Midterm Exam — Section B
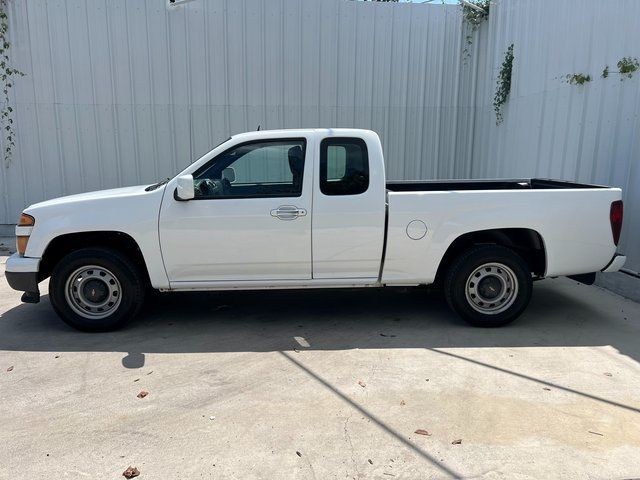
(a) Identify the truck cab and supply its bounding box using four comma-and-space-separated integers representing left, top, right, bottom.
159, 129, 386, 286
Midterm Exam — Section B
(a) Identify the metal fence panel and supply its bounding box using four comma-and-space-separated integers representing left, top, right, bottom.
0, 0, 471, 225
472, 0, 640, 274
0, 0, 638, 294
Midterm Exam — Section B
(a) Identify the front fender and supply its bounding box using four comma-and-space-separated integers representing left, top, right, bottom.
22, 187, 169, 289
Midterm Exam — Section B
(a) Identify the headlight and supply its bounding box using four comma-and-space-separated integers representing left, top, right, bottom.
16, 213, 35, 256
18, 213, 35, 226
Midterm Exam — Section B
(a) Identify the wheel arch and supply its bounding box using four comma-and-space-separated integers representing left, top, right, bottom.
435, 228, 547, 283
39, 231, 151, 286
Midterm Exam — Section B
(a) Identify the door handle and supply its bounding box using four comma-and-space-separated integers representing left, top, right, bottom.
270, 205, 307, 220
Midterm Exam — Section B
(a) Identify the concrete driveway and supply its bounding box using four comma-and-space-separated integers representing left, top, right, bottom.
1, 251, 639, 479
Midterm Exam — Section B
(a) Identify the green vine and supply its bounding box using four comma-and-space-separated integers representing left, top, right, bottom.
493, 44, 513, 125
616, 57, 639, 79
0, 0, 24, 167
460, 0, 490, 61
601, 58, 638, 80
565, 73, 591, 85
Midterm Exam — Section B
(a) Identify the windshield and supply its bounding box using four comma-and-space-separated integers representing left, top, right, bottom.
146, 137, 234, 191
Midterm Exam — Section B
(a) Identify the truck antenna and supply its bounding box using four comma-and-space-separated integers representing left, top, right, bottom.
257, 125, 261, 131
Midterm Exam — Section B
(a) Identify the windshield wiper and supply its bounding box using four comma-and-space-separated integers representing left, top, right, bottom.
145, 178, 170, 192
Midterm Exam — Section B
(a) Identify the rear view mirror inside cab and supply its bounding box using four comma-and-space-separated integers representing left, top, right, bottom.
222, 167, 236, 183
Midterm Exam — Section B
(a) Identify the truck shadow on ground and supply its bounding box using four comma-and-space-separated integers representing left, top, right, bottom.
0, 278, 637, 362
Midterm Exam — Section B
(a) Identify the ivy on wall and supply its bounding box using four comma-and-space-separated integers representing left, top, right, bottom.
565, 73, 591, 85
566, 57, 638, 86
493, 44, 513, 125
614, 57, 639, 79
461, 0, 490, 61
0, 0, 24, 167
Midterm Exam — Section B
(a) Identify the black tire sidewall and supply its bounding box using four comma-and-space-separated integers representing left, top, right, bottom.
49, 248, 144, 332
445, 246, 532, 327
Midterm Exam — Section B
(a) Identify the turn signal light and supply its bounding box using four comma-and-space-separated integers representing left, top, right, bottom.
16, 236, 29, 256
16, 213, 35, 256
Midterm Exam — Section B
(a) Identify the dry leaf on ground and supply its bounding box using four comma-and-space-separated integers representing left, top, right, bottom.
122, 466, 140, 478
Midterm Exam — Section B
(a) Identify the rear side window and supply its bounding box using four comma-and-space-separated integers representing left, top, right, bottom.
320, 138, 369, 196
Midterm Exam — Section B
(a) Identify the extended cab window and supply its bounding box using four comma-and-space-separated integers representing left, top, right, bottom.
320, 138, 369, 196
193, 139, 306, 199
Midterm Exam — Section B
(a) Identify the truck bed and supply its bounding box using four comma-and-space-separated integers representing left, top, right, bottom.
386, 178, 608, 192
381, 181, 621, 285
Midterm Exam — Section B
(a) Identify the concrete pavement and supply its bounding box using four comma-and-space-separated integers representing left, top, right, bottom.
1, 254, 639, 479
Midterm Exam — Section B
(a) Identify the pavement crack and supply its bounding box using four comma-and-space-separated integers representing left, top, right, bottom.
343, 413, 360, 479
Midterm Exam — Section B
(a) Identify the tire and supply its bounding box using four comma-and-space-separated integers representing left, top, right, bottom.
49, 248, 146, 332
444, 245, 532, 327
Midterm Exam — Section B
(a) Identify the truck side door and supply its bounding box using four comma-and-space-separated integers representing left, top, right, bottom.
159, 137, 313, 283
311, 134, 386, 279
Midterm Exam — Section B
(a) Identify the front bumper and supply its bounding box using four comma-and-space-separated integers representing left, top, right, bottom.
602, 254, 626, 273
6, 270, 39, 293
5, 253, 40, 293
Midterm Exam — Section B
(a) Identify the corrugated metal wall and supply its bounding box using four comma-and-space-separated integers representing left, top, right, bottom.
472, 0, 640, 276
1, 0, 638, 294
0, 0, 474, 225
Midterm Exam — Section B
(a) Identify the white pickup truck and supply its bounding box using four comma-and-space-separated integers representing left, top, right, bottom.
6, 129, 626, 331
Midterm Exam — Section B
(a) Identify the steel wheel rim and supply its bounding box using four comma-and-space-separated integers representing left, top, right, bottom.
64, 265, 122, 319
465, 262, 518, 315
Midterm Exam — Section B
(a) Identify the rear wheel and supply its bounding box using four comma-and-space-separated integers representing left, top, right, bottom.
49, 248, 145, 331
444, 245, 532, 327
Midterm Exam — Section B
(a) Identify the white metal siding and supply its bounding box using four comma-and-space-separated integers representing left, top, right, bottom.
473, 0, 640, 273
1, 0, 639, 280
0, 0, 472, 225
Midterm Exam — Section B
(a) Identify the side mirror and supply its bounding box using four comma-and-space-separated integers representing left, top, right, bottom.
222, 167, 236, 183
175, 174, 195, 201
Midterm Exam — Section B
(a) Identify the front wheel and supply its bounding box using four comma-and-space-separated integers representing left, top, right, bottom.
444, 245, 532, 327
49, 248, 146, 331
